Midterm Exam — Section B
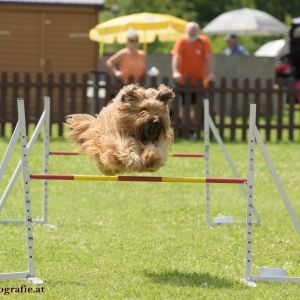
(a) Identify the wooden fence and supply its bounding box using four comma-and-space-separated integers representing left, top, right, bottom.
0, 71, 299, 141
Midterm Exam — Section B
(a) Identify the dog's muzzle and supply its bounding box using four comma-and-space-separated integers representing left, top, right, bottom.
140, 118, 163, 144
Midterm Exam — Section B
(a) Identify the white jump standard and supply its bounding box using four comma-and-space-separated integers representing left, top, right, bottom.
242, 103, 300, 286
204, 99, 260, 226
0, 99, 43, 284
0, 97, 50, 225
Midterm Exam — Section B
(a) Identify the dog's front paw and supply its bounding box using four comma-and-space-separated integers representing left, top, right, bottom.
117, 149, 142, 171
141, 149, 163, 172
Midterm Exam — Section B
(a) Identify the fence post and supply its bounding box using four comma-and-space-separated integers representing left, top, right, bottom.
265, 79, 273, 141
276, 78, 284, 141
58, 73, 65, 136
254, 78, 261, 127
207, 80, 215, 122
149, 76, 157, 88
172, 80, 180, 137
35, 73, 42, 125
70, 73, 77, 113
91, 71, 100, 115
230, 78, 238, 142
287, 79, 295, 141
0, 72, 8, 136
24, 73, 31, 133
12, 72, 19, 130
219, 78, 226, 139
242, 79, 250, 141
81, 73, 89, 113
47, 73, 54, 136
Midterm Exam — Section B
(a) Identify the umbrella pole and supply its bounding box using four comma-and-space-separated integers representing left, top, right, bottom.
142, 30, 147, 53
99, 43, 105, 57
143, 42, 147, 53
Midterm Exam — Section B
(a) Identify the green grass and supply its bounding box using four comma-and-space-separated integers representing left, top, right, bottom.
0, 136, 299, 299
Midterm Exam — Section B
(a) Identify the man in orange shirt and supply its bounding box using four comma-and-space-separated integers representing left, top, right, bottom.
172, 22, 215, 138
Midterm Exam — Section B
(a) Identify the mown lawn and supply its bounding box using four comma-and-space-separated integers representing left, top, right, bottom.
0, 135, 299, 299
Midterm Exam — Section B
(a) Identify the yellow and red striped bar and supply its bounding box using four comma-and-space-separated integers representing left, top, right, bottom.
168, 153, 204, 158
49, 151, 204, 158
49, 151, 79, 156
30, 174, 247, 184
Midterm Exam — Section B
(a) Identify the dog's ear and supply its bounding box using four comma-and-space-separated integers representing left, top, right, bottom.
120, 84, 140, 103
156, 84, 175, 104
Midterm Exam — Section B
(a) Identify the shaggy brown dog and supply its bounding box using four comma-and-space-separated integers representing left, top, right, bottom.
65, 84, 174, 175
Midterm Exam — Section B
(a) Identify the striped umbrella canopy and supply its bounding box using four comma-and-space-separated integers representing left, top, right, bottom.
89, 12, 187, 45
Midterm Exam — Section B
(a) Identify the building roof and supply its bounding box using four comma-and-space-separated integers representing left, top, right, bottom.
0, 0, 104, 8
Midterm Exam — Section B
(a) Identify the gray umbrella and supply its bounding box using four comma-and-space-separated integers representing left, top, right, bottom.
203, 8, 288, 36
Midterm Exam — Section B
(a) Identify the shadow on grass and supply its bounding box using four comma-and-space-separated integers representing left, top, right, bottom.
144, 270, 235, 288
46, 280, 88, 287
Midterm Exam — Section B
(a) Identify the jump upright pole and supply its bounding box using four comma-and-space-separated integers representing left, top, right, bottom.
244, 102, 256, 285
204, 98, 211, 225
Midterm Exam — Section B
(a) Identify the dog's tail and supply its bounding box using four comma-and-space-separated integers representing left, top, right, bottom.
65, 114, 95, 146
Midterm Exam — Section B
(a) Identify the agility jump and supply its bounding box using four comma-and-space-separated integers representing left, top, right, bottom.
0, 96, 258, 226
48, 99, 259, 226
0, 97, 299, 286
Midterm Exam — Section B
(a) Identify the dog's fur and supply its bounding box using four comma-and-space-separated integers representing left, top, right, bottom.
65, 84, 174, 175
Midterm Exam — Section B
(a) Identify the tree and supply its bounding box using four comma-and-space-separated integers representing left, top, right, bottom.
100, 0, 300, 54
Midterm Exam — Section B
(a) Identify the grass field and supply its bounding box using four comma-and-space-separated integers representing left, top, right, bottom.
0, 136, 299, 299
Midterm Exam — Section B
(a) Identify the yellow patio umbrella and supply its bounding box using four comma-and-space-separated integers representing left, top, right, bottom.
89, 12, 188, 53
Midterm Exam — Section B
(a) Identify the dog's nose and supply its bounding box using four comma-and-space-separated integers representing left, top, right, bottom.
150, 118, 161, 127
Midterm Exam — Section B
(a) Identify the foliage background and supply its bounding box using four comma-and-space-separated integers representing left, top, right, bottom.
99, 0, 300, 54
